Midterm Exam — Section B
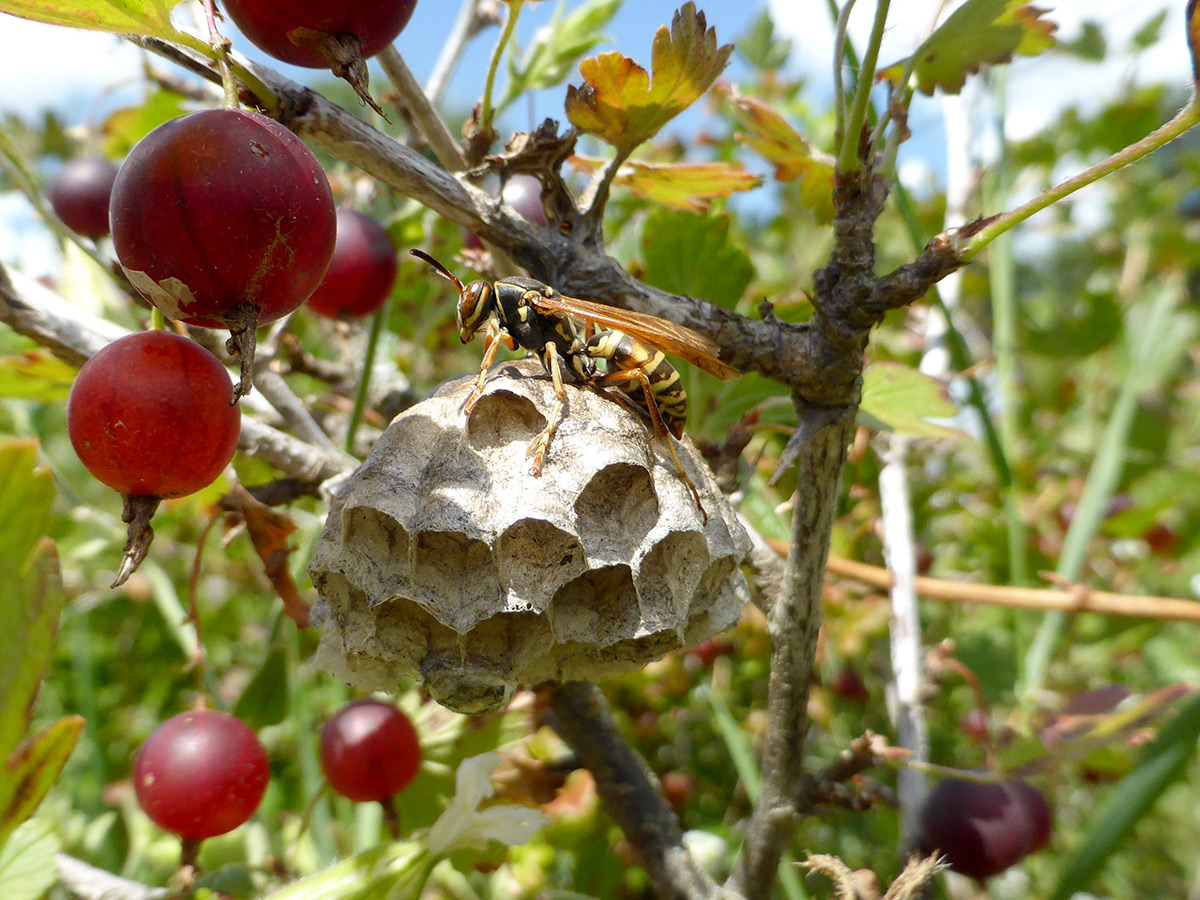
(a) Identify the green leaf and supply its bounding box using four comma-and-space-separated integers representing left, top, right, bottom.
736, 10, 792, 72
0, 717, 84, 851
879, 0, 1057, 96
858, 363, 966, 440
571, 155, 761, 211
1129, 9, 1168, 52
0, 818, 59, 900
501, 0, 623, 111
717, 84, 834, 222
0, 351, 74, 402
0, 440, 59, 763
565, 2, 732, 153
0, 0, 182, 39
1051, 689, 1200, 900
640, 208, 752, 307
100, 89, 188, 159
233, 646, 290, 729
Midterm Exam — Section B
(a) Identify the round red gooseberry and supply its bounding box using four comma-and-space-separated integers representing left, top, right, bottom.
67, 331, 241, 499
48, 157, 119, 240
133, 709, 269, 841
110, 108, 336, 331
222, 0, 418, 68
320, 697, 421, 802
306, 208, 398, 319
919, 777, 1053, 880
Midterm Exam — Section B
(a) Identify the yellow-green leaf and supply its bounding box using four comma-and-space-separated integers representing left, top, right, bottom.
0, 717, 83, 852
565, 2, 732, 152
0, 0, 182, 39
858, 362, 965, 440
571, 155, 761, 211
879, 0, 1057, 96
717, 85, 834, 222
0, 351, 75, 402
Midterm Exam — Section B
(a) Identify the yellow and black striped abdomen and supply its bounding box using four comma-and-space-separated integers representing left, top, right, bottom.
587, 330, 688, 438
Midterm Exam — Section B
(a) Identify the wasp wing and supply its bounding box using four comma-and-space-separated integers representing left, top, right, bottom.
530, 292, 737, 380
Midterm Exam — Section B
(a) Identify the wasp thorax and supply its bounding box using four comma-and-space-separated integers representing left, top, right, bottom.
308, 358, 750, 715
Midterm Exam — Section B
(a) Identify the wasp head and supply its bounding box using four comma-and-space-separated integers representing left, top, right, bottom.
456, 280, 493, 343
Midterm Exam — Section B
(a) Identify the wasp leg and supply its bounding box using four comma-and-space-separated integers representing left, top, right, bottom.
525, 341, 570, 476
592, 369, 707, 525
462, 320, 516, 416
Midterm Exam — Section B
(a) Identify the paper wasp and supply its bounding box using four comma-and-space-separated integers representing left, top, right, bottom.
410, 249, 736, 522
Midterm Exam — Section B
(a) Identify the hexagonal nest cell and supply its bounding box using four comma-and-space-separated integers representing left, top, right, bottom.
308, 358, 751, 714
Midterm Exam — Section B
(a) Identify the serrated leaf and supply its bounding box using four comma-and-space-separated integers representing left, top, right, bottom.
879, 0, 1057, 96
233, 646, 290, 729
501, 0, 623, 110
716, 84, 834, 222
641, 208, 752, 307
0, 717, 83, 851
0, 351, 74, 401
0, 818, 59, 900
0, 0, 181, 39
737, 10, 792, 72
0, 441, 59, 763
564, 2, 732, 152
571, 155, 760, 211
858, 363, 965, 440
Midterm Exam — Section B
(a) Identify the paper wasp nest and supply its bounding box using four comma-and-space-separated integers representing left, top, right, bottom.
308, 358, 751, 714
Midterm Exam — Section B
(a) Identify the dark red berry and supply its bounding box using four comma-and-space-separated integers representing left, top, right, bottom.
48, 157, 118, 240
222, 0, 418, 68
133, 709, 269, 841
919, 777, 1052, 880
110, 108, 336, 397
829, 664, 870, 703
67, 331, 240, 499
320, 698, 421, 802
306, 208, 397, 319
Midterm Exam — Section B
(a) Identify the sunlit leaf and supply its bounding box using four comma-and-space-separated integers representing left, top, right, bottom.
0, 0, 181, 39
716, 84, 834, 222
858, 363, 965, 440
0, 717, 83, 851
879, 0, 1057, 96
0, 818, 59, 900
0, 441, 58, 763
0, 350, 74, 401
641, 208, 752, 307
571, 155, 761, 211
565, 2, 732, 152
101, 89, 188, 159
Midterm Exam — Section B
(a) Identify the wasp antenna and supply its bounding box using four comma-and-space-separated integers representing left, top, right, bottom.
409, 249, 465, 294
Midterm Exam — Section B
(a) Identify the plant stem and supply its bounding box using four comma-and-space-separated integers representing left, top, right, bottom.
963, 97, 1200, 259
345, 294, 391, 454
481, 0, 524, 137
835, 0, 890, 172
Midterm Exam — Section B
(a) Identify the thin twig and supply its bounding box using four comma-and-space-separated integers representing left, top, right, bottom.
546, 681, 740, 900
425, 0, 493, 107
378, 46, 468, 171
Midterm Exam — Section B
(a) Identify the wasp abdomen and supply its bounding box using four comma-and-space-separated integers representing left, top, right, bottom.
587, 331, 688, 439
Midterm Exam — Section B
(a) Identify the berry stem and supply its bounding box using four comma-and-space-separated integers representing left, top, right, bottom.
199, 0, 239, 109
379, 794, 401, 840
150, 307, 165, 331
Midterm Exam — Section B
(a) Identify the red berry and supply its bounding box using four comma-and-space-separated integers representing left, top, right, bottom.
111, 109, 335, 329
919, 778, 1052, 880
67, 331, 240, 499
133, 710, 269, 841
306, 208, 397, 319
320, 698, 421, 802
829, 664, 870, 703
47, 157, 118, 240
463, 175, 548, 250
222, 0, 418, 68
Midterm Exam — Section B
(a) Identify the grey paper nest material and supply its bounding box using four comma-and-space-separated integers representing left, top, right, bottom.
308, 358, 751, 714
